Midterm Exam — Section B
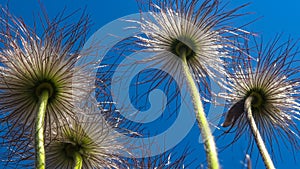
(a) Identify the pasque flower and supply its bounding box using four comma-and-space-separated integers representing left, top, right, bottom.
222, 36, 300, 168
134, 0, 249, 89
46, 103, 129, 169
131, 0, 249, 168
0, 9, 91, 168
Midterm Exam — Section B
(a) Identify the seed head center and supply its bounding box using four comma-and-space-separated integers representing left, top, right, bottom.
64, 143, 81, 159
171, 39, 195, 60
35, 82, 54, 98
249, 91, 265, 109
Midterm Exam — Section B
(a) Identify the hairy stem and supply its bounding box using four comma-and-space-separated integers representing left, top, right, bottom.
181, 53, 219, 169
245, 96, 275, 169
35, 90, 49, 169
73, 152, 83, 169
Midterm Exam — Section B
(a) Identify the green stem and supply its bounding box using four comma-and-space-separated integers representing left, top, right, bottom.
181, 54, 219, 169
73, 152, 83, 169
245, 96, 275, 169
35, 90, 49, 169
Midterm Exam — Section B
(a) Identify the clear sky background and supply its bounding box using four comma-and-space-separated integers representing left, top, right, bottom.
1, 0, 300, 168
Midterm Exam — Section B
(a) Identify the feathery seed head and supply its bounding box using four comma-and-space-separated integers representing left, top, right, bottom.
46, 104, 129, 169
0, 8, 92, 163
222, 35, 300, 153
135, 0, 250, 88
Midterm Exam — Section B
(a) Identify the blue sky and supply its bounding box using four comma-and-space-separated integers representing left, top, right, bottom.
2, 0, 300, 168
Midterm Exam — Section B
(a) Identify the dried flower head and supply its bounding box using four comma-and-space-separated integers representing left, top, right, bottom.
46, 103, 129, 169
0, 8, 91, 163
222, 35, 300, 154
133, 0, 249, 91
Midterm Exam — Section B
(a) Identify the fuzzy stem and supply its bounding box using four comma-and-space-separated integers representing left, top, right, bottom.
73, 152, 83, 169
245, 96, 275, 169
35, 90, 49, 169
181, 53, 219, 169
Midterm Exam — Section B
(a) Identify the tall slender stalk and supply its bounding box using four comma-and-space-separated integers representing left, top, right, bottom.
245, 96, 275, 169
181, 51, 219, 169
35, 90, 49, 169
73, 152, 83, 169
